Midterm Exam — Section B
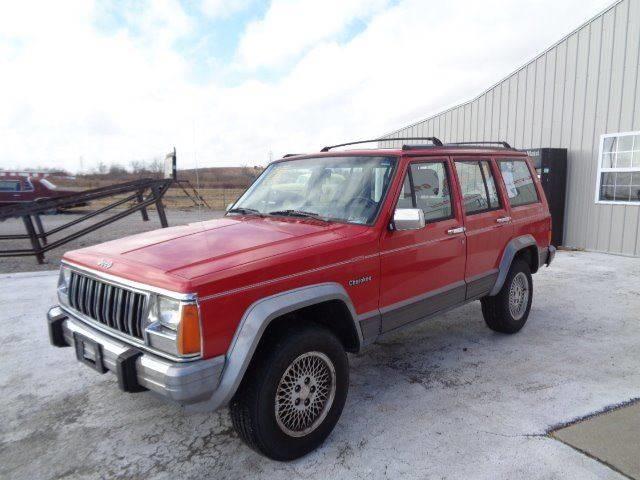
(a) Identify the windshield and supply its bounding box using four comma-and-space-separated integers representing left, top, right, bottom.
231, 156, 397, 225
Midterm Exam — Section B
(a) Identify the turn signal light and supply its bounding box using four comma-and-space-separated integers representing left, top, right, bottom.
178, 304, 201, 355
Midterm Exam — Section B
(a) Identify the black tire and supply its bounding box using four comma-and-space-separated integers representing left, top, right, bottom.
229, 323, 349, 461
481, 259, 533, 334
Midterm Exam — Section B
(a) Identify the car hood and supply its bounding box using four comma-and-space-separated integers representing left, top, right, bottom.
63, 216, 364, 291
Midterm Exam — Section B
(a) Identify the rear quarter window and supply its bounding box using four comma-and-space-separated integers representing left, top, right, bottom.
499, 159, 539, 207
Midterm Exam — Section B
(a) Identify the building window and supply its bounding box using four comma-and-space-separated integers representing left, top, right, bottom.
596, 131, 640, 204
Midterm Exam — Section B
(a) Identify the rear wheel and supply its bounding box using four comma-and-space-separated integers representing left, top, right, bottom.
229, 323, 349, 460
481, 259, 533, 334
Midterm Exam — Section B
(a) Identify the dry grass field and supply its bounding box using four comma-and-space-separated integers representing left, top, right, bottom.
36, 166, 261, 210
83, 186, 248, 210
53, 166, 262, 190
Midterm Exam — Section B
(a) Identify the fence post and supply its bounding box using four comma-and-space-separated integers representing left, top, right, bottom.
153, 185, 169, 228
33, 213, 47, 245
137, 189, 149, 221
23, 215, 44, 264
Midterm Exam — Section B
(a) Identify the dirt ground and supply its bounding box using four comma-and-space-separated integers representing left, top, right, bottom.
0, 208, 225, 274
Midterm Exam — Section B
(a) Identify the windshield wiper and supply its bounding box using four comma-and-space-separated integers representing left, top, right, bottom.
227, 207, 264, 217
268, 209, 328, 222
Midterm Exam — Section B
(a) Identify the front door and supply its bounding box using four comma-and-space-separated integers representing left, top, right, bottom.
379, 158, 466, 332
452, 158, 513, 299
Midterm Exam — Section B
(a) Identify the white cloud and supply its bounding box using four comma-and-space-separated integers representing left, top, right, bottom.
236, 0, 391, 68
201, 0, 255, 19
0, 0, 615, 173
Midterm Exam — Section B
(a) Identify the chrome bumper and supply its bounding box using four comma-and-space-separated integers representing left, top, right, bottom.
47, 306, 224, 405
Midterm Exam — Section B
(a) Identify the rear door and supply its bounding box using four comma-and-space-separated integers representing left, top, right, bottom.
379, 157, 466, 332
453, 158, 513, 299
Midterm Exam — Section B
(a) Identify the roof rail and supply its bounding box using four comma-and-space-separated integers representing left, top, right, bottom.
445, 141, 513, 149
283, 153, 303, 158
321, 137, 443, 152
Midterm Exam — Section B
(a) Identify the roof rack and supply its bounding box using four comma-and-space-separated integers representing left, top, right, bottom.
283, 153, 303, 158
320, 137, 443, 152
445, 141, 513, 149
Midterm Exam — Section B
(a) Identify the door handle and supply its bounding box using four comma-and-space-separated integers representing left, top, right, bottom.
496, 216, 512, 224
447, 226, 466, 235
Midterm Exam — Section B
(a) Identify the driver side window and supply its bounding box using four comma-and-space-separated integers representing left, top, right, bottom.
397, 161, 453, 223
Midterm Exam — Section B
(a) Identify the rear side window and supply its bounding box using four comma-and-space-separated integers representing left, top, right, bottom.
396, 161, 453, 222
0, 180, 20, 192
499, 160, 539, 207
454, 160, 501, 214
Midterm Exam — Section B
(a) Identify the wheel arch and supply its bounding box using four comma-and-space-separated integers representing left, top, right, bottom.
489, 235, 539, 296
189, 282, 361, 412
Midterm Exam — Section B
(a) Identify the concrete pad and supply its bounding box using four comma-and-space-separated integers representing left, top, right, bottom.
552, 401, 640, 479
1, 251, 639, 479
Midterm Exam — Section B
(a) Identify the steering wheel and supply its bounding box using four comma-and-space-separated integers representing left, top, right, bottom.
349, 196, 376, 208
346, 196, 377, 221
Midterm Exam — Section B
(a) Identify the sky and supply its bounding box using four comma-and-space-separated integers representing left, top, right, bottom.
0, 0, 615, 173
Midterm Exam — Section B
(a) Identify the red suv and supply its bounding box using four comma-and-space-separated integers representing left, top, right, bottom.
47, 138, 555, 460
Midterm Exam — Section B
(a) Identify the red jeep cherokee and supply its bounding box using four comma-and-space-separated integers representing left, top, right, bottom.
47, 138, 555, 460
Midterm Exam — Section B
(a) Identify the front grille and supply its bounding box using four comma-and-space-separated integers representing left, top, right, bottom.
68, 271, 148, 339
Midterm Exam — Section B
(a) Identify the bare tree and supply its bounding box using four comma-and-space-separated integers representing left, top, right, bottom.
108, 163, 127, 177
148, 157, 163, 178
129, 160, 143, 174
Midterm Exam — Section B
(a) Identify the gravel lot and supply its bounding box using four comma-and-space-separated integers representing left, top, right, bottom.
1, 251, 639, 479
0, 209, 224, 274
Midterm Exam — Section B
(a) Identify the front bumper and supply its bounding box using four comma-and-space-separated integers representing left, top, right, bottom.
47, 306, 224, 404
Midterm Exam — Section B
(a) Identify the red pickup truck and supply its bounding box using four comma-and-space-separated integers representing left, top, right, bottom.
48, 138, 555, 460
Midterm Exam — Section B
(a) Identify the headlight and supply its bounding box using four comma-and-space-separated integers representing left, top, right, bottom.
158, 297, 181, 330
146, 296, 201, 357
57, 266, 72, 303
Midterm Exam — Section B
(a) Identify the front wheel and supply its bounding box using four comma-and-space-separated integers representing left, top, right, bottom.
229, 323, 349, 460
481, 259, 533, 334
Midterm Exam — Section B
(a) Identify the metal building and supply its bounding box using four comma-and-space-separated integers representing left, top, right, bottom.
380, 0, 640, 256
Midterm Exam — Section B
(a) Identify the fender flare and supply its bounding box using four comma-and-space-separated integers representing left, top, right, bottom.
188, 282, 360, 412
489, 235, 539, 296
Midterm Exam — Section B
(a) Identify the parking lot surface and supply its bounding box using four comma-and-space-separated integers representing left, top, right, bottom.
1, 251, 639, 479
0, 209, 223, 274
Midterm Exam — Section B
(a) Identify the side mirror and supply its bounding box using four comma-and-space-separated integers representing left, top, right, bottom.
392, 208, 425, 231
